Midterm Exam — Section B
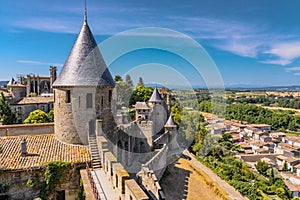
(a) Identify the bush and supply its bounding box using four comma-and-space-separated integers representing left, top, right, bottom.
24, 110, 49, 124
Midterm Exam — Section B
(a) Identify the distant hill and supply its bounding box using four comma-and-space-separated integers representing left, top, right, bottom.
0, 81, 8, 87
226, 85, 300, 92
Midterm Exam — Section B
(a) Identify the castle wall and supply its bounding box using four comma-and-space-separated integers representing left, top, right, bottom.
98, 138, 149, 200
0, 123, 54, 136
1, 165, 83, 200
125, 179, 149, 200
142, 144, 168, 180
95, 87, 115, 138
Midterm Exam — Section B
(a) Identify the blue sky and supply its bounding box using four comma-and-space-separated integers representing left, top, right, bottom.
1, 0, 300, 87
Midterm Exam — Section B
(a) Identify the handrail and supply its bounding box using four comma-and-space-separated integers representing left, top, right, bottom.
86, 162, 107, 200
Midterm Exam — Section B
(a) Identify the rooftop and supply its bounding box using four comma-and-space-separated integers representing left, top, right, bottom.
0, 134, 90, 171
135, 102, 150, 110
53, 12, 114, 88
13, 96, 54, 105
149, 88, 164, 102
288, 136, 300, 144
165, 115, 177, 127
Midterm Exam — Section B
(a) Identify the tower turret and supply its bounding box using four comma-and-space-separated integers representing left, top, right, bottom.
52, 4, 115, 145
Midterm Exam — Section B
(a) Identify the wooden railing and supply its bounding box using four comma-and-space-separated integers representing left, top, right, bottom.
86, 162, 107, 200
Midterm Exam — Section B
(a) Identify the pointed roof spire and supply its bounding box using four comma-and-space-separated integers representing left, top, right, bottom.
52, 0, 115, 88
149, 87, 164, 103
7, 77, 16, 86
84, 0, 87, 24
165, 115, 177, 128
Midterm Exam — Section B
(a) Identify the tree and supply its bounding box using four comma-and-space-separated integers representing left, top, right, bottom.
115, 81, 133, 108
24, 110, 50, 124
193, 126, 208, 155
0, 92, 16, 125
114, 75, 123, 82
129, 86, 153, 106
282, 161, 288, 171
48, 109, 54, 122
136, 77, 144, 87
125, 74, 133, 87
255, 160, 269, 176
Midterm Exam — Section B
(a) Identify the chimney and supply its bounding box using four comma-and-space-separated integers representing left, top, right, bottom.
21, 138, 27, 156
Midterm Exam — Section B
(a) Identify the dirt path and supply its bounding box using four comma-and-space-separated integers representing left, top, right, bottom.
160, 156, 230, 200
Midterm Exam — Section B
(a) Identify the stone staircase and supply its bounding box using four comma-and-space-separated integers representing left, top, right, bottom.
89, 134, 102, 169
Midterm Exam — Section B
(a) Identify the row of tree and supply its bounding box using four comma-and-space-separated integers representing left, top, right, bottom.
227, 95, 300, 109
199, 101, 300, 131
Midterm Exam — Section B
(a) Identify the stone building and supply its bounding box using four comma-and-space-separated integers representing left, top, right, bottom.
19, 66, 57, 95
10, 96, 54, 123
0, 134, 90, 199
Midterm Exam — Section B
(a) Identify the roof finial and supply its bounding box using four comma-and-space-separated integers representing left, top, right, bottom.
84, 0, 87, 24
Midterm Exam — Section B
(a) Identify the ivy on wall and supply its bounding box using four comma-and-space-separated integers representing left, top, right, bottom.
27, 161, 71, 200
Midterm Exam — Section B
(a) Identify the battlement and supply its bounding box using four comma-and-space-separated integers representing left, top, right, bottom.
95, 136, 150, 200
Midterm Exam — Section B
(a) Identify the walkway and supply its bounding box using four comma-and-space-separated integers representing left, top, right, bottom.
184, 150, 248, 200
92, 169, 118, 200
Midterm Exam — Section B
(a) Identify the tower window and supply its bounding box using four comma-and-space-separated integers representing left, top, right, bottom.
109, 90, 112, 103
101, 96, 104, 108
86, 93, 93, 109
65, 90, 71, 103
78, 96, 81, 108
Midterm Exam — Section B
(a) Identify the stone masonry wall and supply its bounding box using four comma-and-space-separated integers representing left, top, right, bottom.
54, 89, 82, 144
0, 123, 54, 136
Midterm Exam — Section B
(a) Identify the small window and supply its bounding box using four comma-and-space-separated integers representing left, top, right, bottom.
56, 190, 65, 200
115, 174, 118, 188
86, 93, 93, 109
109, 90, 112, 103
65, 90, 71, 103
78, 96, 81, 108
101, 96, 104, 108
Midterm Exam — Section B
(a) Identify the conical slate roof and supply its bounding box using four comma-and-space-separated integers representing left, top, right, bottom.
7, 77, 16, 86
53, 17, 115, 87
149, 88, 164, 102
165, 115, 177, 127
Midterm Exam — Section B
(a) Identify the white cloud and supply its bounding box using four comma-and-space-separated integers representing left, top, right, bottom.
263, 42, 300, 66
13, 18, 79, 34
17, 60, 63, 67
260, 59, 292, 66
285, 67, 300, 72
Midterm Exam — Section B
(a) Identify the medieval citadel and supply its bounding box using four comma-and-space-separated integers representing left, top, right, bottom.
0, 4, 179, 200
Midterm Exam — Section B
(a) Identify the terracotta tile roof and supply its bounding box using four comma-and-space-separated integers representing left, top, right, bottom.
250, 141, 265, 147
276, 155, 288, 161
256, 147, 269, 153
288, 136, 300, 144
13, 96, 54, 105
135, 102, 150, 110
270, 132, 286, 138
294, 163, 300, 169
250, 124, 271, 128
279, 143, 300, 150
0, 134, 90, 171
283, 179, 300, 192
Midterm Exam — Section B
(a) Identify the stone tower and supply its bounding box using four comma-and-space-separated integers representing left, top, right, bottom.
52, 6, 115, 145
49, 66, 57, 93
148, 88, 168, 135
164, 115, 178, 150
